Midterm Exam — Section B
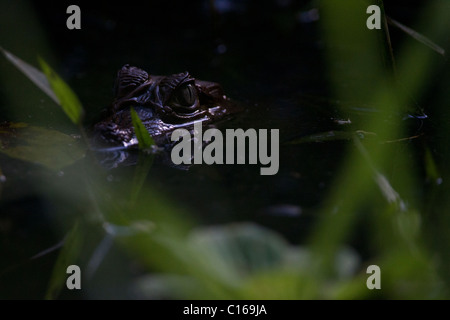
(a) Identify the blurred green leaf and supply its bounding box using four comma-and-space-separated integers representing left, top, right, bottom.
45, 221, 82, 300
188, 223, 291, 280
0, 122, 85, 170
0, 47, 59, 104
130, 107, 155, 149
130, 223, 361, 299
39, 57, 85, 125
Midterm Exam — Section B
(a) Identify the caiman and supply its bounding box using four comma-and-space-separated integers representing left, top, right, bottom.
92, 64, 239, 148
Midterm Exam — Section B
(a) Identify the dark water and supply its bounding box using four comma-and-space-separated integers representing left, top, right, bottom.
0, 0, 441, 299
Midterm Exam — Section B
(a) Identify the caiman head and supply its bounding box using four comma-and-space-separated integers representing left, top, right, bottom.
93, 65, 238, 148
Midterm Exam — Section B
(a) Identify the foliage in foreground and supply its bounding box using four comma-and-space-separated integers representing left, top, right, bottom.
1, 0, 450, 299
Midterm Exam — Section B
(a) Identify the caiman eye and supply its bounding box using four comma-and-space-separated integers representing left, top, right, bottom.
171, 83, 197, 108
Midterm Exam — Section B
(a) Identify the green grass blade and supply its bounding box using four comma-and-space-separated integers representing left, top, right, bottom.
129, 108, 155, 201
130, 107, 155, 149
38, 57, 85, 125
1, 47, 59, 104
387, 17, 445, 56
